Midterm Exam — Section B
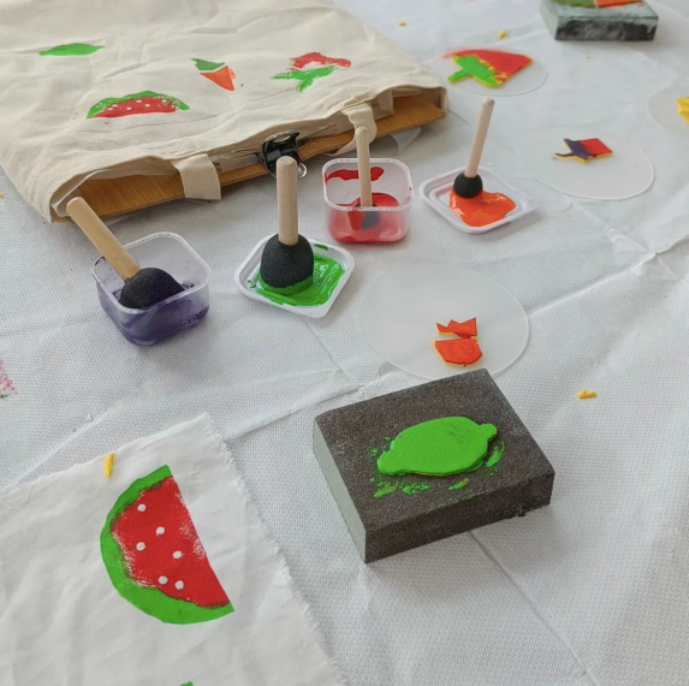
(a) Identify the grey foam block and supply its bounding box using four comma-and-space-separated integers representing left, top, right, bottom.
313, 370, 555, 563
541, 0, 658, 41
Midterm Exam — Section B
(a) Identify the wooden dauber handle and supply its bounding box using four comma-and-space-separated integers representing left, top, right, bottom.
466, 98, 495, 179
67, 198, 140, 280
355, 127, 374, 207
276, 156, 299, 246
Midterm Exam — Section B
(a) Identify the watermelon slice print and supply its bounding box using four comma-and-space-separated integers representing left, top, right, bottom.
193, 58, 236, 91
445, 49, 532, 88
87, 91, 190, 119
39, 42, 103, 56
100, 465, 234, 624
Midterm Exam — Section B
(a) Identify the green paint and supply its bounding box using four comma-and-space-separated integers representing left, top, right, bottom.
377, 417, 497, 477
314, 243, 329, 250
40, 43, 103, 56
181, 683, 194, 686
401, 483, 430, 495
370, 448, 379, 457
255, 253, 344, 307
486, 440, 505, 468
100, 465, 233, 625
247, 278, 255, 289
273, 66, 337, 92
449, 55, 501, 87
449, 477, 470, 491
370, 476, 429, 498
553, 0, 595, 6
87, 91, 190, 118
192, 57, 224, 72
258, 273, 313, 295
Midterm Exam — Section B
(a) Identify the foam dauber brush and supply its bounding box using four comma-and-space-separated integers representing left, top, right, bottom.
259, 156, 314, 294
67, 198, 184, 309
453, 97, 495, 199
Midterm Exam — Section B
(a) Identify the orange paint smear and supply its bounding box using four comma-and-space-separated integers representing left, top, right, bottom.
437, 318, 477, 338
449, 189, 516, 228
434, 338, 483, 366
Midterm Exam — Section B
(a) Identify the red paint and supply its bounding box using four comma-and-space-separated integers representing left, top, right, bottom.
0, 359, 16, 398
437, 318, 477, 338
449, 189, 516, 227
580, 139, 612, 156
325, 166, 385, 183
95, 96, 178, 118
202, 65, 235, 91
444, 49, 531, 78
434, 338, 483, 366
291, 52, 351, 69
112, 475, 230, 608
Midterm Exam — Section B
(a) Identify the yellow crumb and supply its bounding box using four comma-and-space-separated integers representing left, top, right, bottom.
104, 452, 115, 478
398, 20, 406, 27
0, 193, 4, 199
578, 389, 597, 400
584, 54, 590, 59
498, 29, 507, 39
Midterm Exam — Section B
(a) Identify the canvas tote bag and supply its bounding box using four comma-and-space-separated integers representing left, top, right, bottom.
0, 0, 445, 221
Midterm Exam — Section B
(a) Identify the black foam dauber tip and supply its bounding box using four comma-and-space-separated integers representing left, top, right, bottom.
453, 172, 483, 199
260, 235, 314, 294
119, 267, 185, 309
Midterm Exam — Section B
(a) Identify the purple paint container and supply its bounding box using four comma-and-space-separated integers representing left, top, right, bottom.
92, 232, 210, 346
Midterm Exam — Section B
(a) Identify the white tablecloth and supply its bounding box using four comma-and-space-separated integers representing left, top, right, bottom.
2, 0, 689, 683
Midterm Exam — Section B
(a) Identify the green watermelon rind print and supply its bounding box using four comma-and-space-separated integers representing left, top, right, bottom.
192, 58, 225, 72
100, 465, 234, 625
40, 43, 104, 57
86, 91, 190, 119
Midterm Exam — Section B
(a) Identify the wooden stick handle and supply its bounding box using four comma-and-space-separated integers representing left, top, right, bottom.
67, 198, 140, 280
277, 156, 299, 246
466, 98, 495, 179
355, 126, 373, 207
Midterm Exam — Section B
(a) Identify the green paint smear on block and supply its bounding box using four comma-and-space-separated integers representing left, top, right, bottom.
193, 57, 225, 72
371, 476, 429, 498
449, 477, 470, 491
370, 448, 379, 457
314, 243, 330, 250
448, 55, 501, 87
40, 43, 103, 56
486, 440, 505, 468
377, 417, 497, 477
256, 253, 344, 307
553, 0, 595, 6
181, 682, 194, 686
100, 466, 233, 625
273, 65, 337, 92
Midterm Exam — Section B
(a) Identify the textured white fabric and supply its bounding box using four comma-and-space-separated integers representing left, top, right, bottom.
2, 0, 689, 684
0, 415, 342, 686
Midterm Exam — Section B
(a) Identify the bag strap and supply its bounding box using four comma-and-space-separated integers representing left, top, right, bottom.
335, 102, 377, 154
171, 153, 221, 201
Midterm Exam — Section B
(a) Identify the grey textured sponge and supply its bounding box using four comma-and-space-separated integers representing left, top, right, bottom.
313, 370, 555, 562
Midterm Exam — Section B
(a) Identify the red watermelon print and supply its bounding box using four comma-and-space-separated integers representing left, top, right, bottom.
87, 91, 190, 119
100, 465, 233, 624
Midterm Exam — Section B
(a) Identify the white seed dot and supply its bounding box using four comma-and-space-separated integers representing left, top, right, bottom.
145, 104, 151, 108
137, 504, 146, 512
126, 107, 132, 111
175, 580, 184, 590
136, 99, 142, 103
158, 576, 168, 585
156, 526, 165, 536
136, 542, 146, 551
173, 551, 183, 559
112, 104, 118, 107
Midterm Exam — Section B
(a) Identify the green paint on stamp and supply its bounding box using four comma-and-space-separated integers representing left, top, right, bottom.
449, 477, 470, 491
486, 440, 505, 469
314, 243, 330, 250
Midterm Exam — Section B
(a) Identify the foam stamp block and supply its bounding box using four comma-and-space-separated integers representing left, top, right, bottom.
313, 370, 555, 562
540, 0, 658, 41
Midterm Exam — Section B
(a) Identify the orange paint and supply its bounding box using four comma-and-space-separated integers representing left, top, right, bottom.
437, 318, 477, 338
449, 189, 516, 228
434, 338, 483, 366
